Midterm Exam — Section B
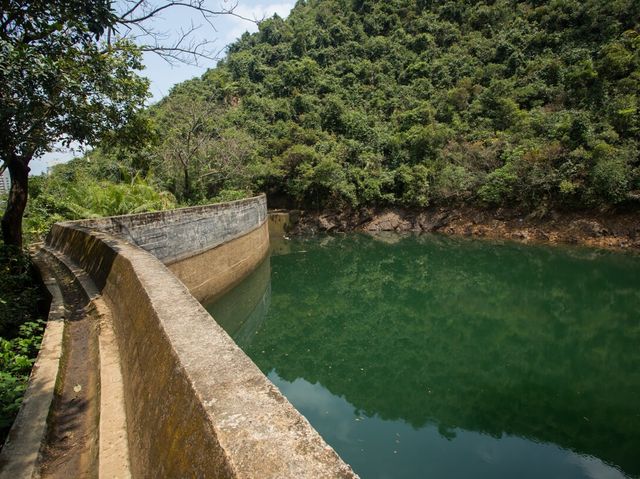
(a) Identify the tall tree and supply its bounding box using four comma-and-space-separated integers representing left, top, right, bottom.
157, 97, 217, 202
0, 1, 146, 247
155, 95, 257, 201
0, 0, 253, 248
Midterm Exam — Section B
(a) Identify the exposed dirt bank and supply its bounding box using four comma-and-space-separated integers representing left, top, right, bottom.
287, 206, 640, 251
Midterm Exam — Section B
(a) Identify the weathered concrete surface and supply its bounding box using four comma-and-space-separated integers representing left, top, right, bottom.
206, 256, 271, 345
97, 301, 131, 479
73, 195, 268, 264
0, 245, 131, 479
169, 221, 269, 303
39, 195, 357, 478
43, 247, 131, 479
268, 210, 293, 237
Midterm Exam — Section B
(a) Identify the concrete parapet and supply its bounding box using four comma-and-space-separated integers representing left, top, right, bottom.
30, 195, 356, 478
71, 195, 268, 264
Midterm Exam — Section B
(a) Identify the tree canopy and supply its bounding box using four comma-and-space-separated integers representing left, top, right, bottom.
10, 0, 640, 246
1, 0, 253, 248
127, 0, 639, 213
0, 0, 149, 246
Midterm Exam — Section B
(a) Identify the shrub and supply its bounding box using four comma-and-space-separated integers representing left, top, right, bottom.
433, 164, 475, 202
478, 165, 518, 205
0, 245, 46, 445
209, 189, 252, 204
592, 158, 629, 204
394, 164, 431, 207
0, 247, 43, 338
0, 321, 45, 432
24, 174, 176, 242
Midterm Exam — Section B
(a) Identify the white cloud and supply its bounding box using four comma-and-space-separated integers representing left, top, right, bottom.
568, 454, 628, 479
221, 1, 296, 45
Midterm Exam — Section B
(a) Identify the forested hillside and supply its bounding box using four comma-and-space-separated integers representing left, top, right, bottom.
70, 1, 640, 212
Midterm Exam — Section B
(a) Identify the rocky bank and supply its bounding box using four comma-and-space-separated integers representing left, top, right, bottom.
286, 206, 640, 251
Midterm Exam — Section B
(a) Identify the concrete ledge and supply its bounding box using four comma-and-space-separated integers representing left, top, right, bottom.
0, 251, 65, 479
42, 196, 357, 478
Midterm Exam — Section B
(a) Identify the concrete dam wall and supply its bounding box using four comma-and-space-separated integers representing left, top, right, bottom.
69, 196, 270, 303
3, 195, 356, 478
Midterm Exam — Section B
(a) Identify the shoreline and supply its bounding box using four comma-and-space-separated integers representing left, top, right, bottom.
284, 206, 640, 252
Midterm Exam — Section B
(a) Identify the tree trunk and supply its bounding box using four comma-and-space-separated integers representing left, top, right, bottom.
183, 166, 191, 202
1, 157, 30, 249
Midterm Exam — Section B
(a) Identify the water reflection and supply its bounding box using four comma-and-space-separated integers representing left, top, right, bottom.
206, 256, 271, 344
270, 372, 629, 479
206, 234, 640, 479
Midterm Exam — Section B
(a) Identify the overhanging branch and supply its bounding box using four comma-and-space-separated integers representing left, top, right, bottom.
117, 0, 257, 25
107, 0, 258, 65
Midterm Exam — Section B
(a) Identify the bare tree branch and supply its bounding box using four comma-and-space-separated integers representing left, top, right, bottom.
106, 0, 258, 66
117, 0, 256, 25
120, 0, 147, 19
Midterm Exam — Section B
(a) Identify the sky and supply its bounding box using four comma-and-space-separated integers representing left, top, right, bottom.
30, 0, 296, 175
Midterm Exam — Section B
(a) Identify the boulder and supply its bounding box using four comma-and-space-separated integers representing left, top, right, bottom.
364, 211, 411, 231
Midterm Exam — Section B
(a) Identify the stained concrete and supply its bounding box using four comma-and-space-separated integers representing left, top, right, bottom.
43, 247, 131, 478
72, 196, 268, 264
168, 221, 269, 304
206, 256, 271, 345
0, 244, 131, 479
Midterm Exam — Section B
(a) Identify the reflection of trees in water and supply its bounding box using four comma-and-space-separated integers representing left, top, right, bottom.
232, 281, 271, 348
205, 256, 271, 344
225, 234, 640, 476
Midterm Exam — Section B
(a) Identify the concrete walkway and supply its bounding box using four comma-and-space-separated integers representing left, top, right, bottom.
0, 247, 130, 478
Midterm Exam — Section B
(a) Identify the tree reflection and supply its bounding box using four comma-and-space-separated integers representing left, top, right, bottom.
209, 234, 640, 476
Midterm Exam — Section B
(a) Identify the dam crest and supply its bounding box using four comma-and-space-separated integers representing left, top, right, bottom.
0, 195, 357, 478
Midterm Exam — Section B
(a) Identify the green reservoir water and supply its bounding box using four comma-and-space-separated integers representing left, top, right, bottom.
205, 234, 640, 479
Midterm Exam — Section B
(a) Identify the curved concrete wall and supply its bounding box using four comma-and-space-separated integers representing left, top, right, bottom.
168, 221, 269, 303
71, 195, 268, 264
45, 195, 356, 478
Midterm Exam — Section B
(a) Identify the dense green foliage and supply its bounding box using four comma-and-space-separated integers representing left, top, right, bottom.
23, 159, 177, 243
0, 247, 43, 338
0, 1, 146, 162
120, 0, 640, 212
0, 245, 45, 444
0, 0, 149, 247
0, 320, 44, 435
